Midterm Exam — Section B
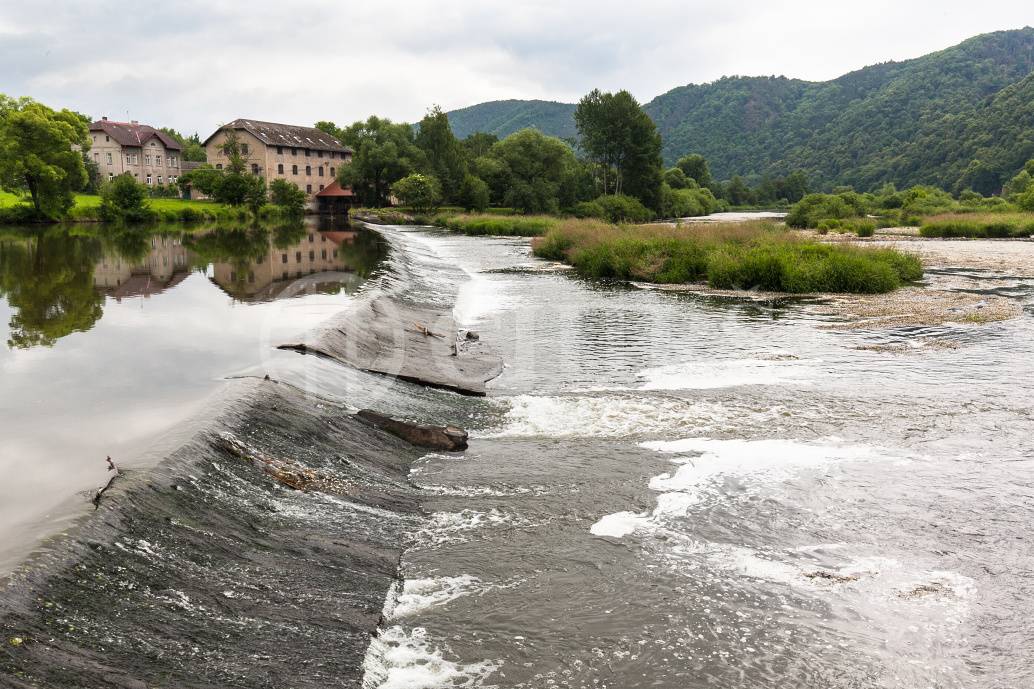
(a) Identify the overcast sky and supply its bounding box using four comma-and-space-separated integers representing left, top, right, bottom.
0, 1, 1031, 137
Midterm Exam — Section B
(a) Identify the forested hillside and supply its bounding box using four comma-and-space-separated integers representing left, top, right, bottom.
447, 99, 577, 142
447, 28, 1034, 191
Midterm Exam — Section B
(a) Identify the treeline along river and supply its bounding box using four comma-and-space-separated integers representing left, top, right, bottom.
1, 218, 1033, 687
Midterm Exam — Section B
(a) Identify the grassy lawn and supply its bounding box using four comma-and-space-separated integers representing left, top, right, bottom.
0, 191, 222, 211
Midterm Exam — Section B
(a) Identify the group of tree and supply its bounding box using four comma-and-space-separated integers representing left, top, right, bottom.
159, 128, 208, 162
0, 94, 91, 220
320, 90, 678, 217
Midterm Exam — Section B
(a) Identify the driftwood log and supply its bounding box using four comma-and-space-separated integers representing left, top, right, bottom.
356, 410, 469, 451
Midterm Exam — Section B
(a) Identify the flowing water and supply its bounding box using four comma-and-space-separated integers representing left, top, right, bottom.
1, 219, 1032, 688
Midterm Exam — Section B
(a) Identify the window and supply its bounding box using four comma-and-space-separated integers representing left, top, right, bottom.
330, 167, 335, 176
155, 155, 162, 167
105, 135, 109, 142
304, 149, 311, 157
108, 172, 114, 181
170, 156, 177, 167
333, 249, 338, 258
291, 147, 297, 156
145, 155, 151, 166
308, 234, 314, 242
251, 163, 260, 175
276, 146, 283, 155
106, 152, 112, 165
146, 175, 152, 185
321, 249, 327, 259
306, 184, 312, 194
93, 152, 99, 162
308, 250, 315, 261
241, 143, 249, 155
305, 165, 311, 175
216, 163, 223, 170
158, 175, 163, 184
277, 163, 284, 174
295, 251, 302, 263
319, 184, 324, 191
292, 164, 298, 175
317, 150, 323, 159
281, 253, 288, 264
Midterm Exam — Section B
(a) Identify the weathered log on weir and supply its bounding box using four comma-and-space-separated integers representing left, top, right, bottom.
356, 409, 469, 451
278, 296, 503, 396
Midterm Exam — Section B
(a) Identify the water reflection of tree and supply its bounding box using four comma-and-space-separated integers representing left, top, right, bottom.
0, 228, 104, 348
339, 228, 388, 278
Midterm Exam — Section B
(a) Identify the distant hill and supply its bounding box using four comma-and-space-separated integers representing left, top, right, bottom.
447, 28, 1034, 191
447, 99, 577, 142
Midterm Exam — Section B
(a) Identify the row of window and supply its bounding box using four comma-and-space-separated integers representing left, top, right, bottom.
215, 163, 334, 182
226, 143, 344, 160
281, 248, 337, 263
98, 152, 180, 168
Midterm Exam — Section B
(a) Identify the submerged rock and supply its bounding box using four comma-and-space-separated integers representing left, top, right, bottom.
356, 410, 469, 451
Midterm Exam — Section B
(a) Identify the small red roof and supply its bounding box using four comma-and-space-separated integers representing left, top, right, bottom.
315, 180, 356, 197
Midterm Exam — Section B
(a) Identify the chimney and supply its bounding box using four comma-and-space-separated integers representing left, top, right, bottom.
130, 120, 138, 125
102, 116, 108, 121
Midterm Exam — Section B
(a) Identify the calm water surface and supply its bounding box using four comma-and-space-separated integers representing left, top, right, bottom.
0, 220, 385, 571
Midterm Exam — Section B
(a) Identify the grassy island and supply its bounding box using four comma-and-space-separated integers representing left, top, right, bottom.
531, 220, 922, 294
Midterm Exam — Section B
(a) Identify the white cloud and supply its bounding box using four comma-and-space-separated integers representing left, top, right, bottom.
0, 0, 1030, 135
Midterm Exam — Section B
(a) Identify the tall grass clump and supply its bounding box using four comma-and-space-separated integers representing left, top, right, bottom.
433, 213, 558, 237
532, 219, 922, 294
919, 213, 1034, 238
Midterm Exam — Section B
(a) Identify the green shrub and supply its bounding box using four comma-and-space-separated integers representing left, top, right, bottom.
853, 221, 876, 237
786, 192, 868, 228
574, 194, 654, 223
99, 174, 156, 223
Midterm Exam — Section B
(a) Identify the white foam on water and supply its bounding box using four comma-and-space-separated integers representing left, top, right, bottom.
638, 357, 819, 391
590, 511, 652, 538
484, 394, 743, 439
362, 626, 499, 689
643, 438, 877, 516
388, 575, 483, 620
414, 509, 529, 548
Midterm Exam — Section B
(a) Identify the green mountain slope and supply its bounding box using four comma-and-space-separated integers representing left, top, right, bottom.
447, 99, 577, 141
446, 28, 1034, 190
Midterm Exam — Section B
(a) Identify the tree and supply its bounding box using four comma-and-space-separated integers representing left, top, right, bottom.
724, 176, 754, 206
179, 164, 222, 198
0, 96, 90, 218
269, 178, 306, 215
663, 167, 691, 189
416, 105, 467, 202
575, 89, 663, 210
462, 132, 498, 159
391, 173, 441, 211
335, 116, 427, 206
675, 154, 712, 187
485, 129, 580, 214
457, 174, 490, 212
160, 127, 207, 162
99, 173, 151, 223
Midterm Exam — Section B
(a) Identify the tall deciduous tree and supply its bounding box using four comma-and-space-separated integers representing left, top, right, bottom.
485, 129, 580, 214
574, 89, 663, 210
0, 95, 90, 218
335, 116, 427, 207
415, 105, 467, 202
675, 154, 712, 188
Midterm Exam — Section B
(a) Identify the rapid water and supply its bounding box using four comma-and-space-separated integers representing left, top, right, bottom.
1, 221, 1032, 688
363, 227, 1034, 689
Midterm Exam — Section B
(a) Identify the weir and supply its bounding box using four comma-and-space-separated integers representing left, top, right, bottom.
0, 224, 500, 688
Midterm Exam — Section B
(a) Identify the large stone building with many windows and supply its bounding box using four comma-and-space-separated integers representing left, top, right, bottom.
88, 118, 183, 188
203, 119, 355, 208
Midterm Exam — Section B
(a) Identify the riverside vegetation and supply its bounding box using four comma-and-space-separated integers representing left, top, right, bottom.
531, 219, 922, 294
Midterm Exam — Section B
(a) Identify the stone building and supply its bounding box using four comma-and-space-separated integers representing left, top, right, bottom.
203, 119, 355, 206
88, 118, 183, 187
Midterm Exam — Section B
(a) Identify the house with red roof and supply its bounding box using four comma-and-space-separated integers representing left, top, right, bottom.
88, 117, 184, 188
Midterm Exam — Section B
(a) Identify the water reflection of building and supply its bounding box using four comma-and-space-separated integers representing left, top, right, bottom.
93, 235, 193, 301
211, 230, 362, 301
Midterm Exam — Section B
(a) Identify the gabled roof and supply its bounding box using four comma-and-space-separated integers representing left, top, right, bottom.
315, 180, 356, 197
90, 120, 182, 151
205, 119, 352, 153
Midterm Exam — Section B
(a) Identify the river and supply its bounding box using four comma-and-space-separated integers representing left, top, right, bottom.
1, 218, 1032, 688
